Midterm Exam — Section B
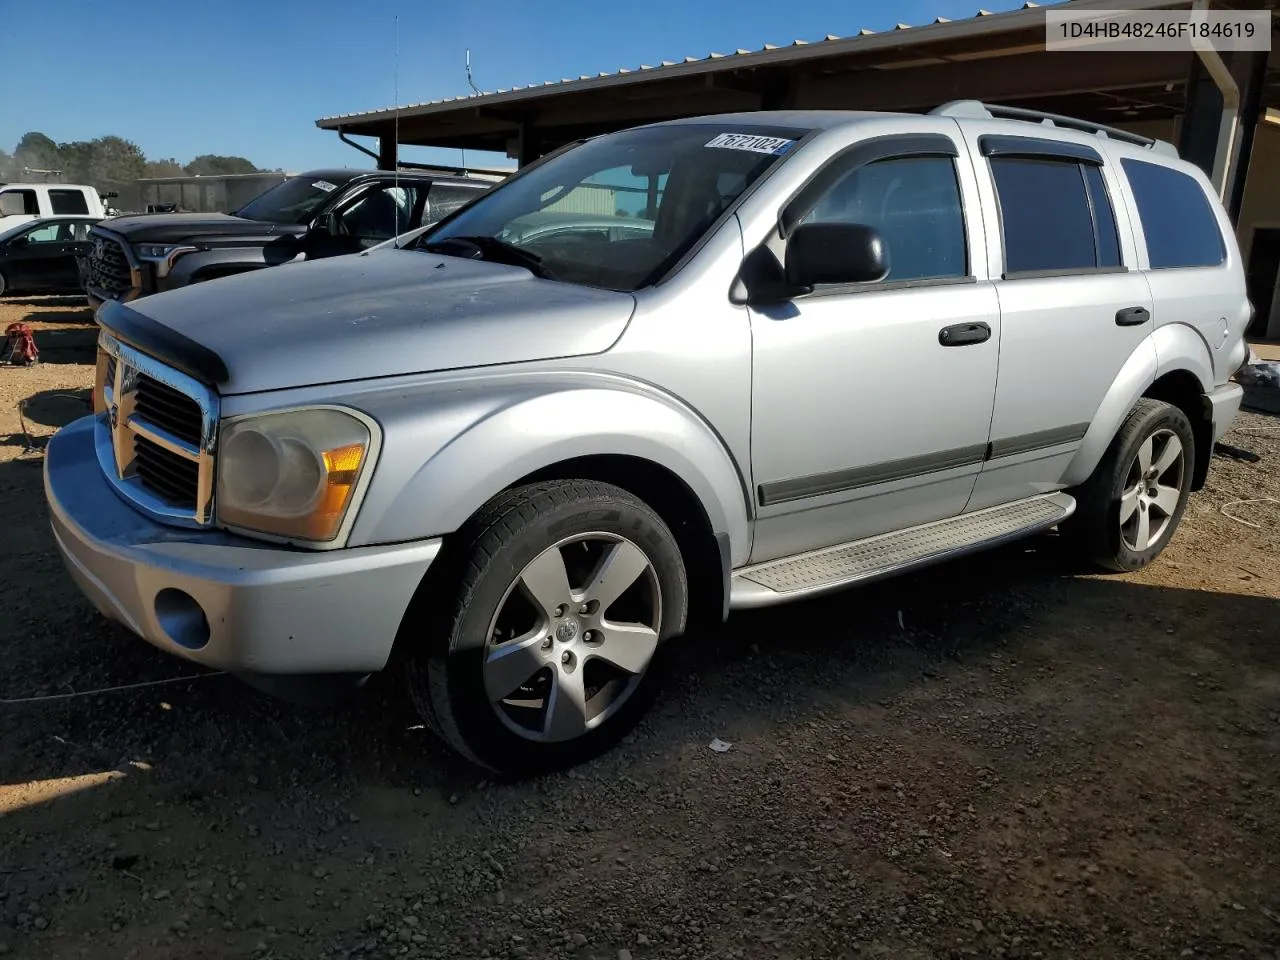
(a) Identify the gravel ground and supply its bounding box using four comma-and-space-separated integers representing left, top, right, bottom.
2, 295, 1279, 960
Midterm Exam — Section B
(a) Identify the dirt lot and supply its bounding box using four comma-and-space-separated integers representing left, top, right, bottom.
2, 295, 1279, 960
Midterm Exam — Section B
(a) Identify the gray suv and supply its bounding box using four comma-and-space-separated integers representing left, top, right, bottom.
44, 102, 1251, 775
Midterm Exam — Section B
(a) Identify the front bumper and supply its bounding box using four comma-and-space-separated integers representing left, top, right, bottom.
44, 415, 441, 675
1207, 381, 1244, 444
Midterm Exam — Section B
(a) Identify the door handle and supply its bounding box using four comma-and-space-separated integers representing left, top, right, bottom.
1115, 306, 1151, 326
938, 321, 991, 346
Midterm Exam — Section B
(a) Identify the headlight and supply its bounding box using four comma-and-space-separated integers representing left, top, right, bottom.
135, 243, 196, 277
136, 244, 180, 259
216, 407, 377, 543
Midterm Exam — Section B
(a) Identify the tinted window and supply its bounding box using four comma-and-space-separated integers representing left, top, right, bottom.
233, 173, 358, 224
1082, 165, 1121, 268
800, 155, 968, 282
991, 158, 1101, 274
336, 183, 425, 241
49, 189, 90, 215
426, 184, 487, 223
1121, 158, 1226, 269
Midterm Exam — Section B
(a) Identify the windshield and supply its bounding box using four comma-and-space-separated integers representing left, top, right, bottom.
233, 174, 357, 225
414, 123, 808, 291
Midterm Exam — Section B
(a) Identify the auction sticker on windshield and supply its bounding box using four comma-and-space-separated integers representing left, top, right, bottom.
705, 133, 796, 155
312, 180, 338, 192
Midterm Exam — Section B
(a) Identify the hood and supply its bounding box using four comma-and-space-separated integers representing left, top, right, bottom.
100, 213, 302, 243
98, 249, 636, 395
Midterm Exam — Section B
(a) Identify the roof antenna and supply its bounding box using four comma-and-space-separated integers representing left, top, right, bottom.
466, 49, 481, 96
462, 49, 481, 172
392, 13, 401, 247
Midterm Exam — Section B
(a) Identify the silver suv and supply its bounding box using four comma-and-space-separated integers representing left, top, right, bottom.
45, 102, 1251, 774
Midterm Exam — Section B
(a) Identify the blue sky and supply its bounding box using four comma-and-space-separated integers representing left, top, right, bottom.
5, 0, 1042, 173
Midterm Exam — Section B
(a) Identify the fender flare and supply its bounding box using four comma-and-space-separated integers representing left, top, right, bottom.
1061, 323, 1214, 487
350, 380, 754, 567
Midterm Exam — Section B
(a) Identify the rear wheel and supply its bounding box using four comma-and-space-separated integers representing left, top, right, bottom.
403, 480, 688, 775
1066, 398, 1195, 572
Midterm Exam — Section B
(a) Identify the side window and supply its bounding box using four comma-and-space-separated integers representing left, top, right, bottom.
1121, 158, 1226, 269
49, 189, 91, 215
990, 157, 1123, 275
337, 183, 424, 241
0, 189, 40, 216
70, 221, 94, 241
799, 155, 968, 283
24, 223, 63, 243
425, 184, 486, 224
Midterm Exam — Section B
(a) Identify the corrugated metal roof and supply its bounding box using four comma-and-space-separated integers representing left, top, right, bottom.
316, 1, 1059, 124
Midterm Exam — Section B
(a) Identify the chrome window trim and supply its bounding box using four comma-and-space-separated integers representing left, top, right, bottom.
94, 331, 220, 528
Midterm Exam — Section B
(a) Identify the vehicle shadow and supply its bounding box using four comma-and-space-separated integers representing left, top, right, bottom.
3, 296, 86, 309
22, 308, 96, 326
1, 480, 1274, 793
12, 327, 99, 366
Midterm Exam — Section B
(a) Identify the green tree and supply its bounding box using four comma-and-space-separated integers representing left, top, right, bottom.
185, 155, 259, 176
144, 158, 186, 178
13, 131, 60, 174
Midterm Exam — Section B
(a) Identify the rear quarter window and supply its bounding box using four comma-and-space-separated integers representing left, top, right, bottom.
50, 189, 91, 215
1121, 158, 1226, 269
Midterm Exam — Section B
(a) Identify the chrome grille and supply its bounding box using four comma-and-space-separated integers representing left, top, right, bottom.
134, 374, 203, 445
85, 229, 137, 296
95, 333, 219, 527
134, 435, 200, 508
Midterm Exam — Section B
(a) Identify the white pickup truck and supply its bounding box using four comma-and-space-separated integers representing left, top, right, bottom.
0, 183, 108, 229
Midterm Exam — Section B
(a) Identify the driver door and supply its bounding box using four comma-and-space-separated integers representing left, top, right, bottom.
324, 182, 426, 256
747, 133, 1001, 564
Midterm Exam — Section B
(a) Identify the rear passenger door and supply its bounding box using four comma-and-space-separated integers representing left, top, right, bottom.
958, 130, 1155, 511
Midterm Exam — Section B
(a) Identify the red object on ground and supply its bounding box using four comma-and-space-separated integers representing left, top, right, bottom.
4, 322, 38, 365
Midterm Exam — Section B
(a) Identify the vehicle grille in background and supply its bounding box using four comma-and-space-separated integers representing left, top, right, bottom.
135, 374, 203, 447
85, 234, 134, 295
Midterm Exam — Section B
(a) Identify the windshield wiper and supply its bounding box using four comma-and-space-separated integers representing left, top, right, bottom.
419, 235, 557, 280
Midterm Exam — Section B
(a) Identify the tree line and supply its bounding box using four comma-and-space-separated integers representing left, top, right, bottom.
0, 131, 275, 187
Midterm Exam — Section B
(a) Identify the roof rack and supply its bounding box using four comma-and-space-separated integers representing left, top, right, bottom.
929, 100, 1179, 157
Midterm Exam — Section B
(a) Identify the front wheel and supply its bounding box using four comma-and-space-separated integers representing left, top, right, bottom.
403, 480, 688, 776
1066, 398, 1195, 572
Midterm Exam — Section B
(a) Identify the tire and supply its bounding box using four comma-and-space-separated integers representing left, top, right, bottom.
1066, 398, 1195, 572
402, 480, 689, 776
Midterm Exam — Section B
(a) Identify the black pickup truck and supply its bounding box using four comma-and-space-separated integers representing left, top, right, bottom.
81, 168, 495, 308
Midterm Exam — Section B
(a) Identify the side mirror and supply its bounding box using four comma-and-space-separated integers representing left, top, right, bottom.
785, 222, 889, 289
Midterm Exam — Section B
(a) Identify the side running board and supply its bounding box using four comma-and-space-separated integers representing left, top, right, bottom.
730, 493, 1075, 610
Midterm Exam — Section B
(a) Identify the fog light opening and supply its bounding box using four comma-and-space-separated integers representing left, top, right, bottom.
154, 588, 211, 651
